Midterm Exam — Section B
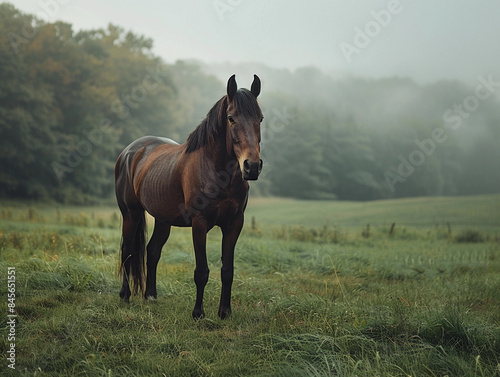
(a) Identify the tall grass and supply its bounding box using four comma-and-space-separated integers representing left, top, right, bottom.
1, 196, 499, 376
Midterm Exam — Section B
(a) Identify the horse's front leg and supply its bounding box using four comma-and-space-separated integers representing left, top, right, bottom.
191, 215, 209, 319
218, 214, 244, 319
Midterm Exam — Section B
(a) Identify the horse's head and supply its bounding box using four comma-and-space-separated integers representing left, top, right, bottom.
225, 75, 263, 181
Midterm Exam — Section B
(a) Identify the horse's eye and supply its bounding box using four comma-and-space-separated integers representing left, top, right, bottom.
227, 115, 235, 124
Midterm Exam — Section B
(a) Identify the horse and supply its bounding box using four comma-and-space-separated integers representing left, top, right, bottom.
114, 75, 263, 319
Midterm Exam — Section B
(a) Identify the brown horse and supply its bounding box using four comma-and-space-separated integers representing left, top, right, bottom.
114, 75, 263, 319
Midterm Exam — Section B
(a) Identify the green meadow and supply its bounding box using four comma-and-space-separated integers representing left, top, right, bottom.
1, 195, 499, 376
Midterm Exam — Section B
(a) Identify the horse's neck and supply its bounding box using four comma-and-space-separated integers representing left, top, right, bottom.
198, 139, 241, 183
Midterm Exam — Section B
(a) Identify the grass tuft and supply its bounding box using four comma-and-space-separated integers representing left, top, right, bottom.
455, 229, 486, 243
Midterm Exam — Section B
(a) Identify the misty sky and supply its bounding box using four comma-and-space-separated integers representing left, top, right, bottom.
10, 0, 500, 84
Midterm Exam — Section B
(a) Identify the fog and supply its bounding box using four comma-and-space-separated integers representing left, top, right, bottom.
13, 0, 500, 84
2, 1, 499, 201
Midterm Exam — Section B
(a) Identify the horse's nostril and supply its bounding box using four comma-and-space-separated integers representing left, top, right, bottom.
258, 159, 263, 172
243, 159, 250, 172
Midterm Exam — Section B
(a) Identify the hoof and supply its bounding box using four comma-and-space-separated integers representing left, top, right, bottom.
144, 292, 157, 301
119, 288, 131, 303
218, 307, 232, 320
192, 308, 205, 320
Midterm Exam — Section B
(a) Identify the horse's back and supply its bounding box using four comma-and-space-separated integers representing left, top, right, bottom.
121, 136, 178, 156
115, 136, 181, 206
115, 136, 187, 218
117, 136, 179, 168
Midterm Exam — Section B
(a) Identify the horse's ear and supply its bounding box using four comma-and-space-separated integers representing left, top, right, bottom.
227, 74, 237, 102
251, 74, 261, 98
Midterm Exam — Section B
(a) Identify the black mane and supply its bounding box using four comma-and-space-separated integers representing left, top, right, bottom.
185, 89, 262, 153
185, 96, 226, 153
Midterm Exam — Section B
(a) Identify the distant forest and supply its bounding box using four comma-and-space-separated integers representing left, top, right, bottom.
1, 3, 499, 203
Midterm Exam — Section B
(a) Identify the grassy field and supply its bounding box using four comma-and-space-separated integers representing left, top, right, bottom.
1, 195, 499, 376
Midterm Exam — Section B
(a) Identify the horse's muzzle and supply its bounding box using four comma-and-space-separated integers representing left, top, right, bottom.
243, 159, 263, 180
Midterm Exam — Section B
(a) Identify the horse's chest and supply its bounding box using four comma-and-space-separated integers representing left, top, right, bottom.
194, 176, 248, 227
205, 197, 246, 229
217, 199, 240, 218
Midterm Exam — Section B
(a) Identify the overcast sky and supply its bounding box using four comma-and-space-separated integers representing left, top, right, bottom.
10, 0, 500, 84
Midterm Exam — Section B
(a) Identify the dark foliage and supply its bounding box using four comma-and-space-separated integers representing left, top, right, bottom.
1, 4, 499, 202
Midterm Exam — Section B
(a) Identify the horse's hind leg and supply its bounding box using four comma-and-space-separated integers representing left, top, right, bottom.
120, 265, 131, 302
119, 207, 144, 302
145, 220, 171, 300
119, 210, 134, 301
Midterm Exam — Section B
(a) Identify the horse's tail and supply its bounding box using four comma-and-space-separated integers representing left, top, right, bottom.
119, 210, 147, 296
115, 139, 152, 297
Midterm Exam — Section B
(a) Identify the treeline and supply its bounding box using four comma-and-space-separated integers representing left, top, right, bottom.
0, 4, 221, 203
1, 4, 499, 203
204, 63, 500, 199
